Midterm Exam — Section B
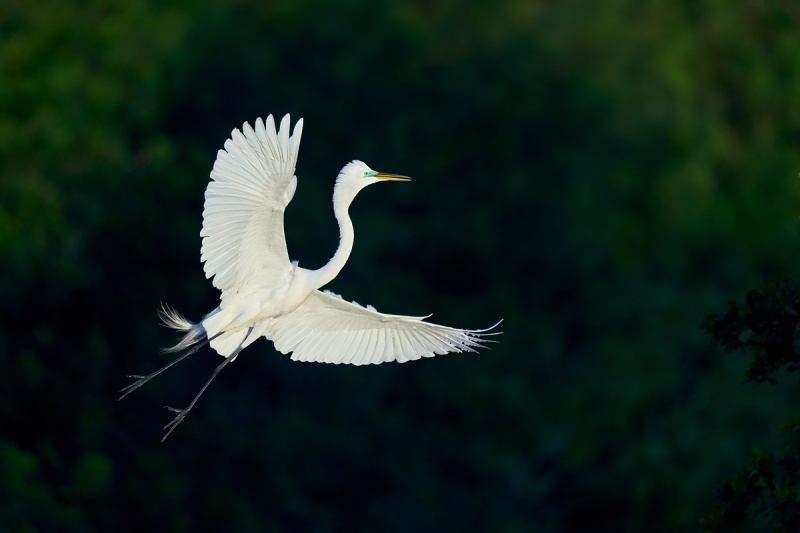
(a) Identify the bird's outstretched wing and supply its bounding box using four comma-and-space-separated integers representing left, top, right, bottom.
267, 290, 500, 365
200, 114, 304, 292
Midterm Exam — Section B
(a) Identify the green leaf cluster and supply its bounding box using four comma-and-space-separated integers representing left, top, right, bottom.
702, 422, 800, 532
706, 275, 800, 385
704, 277, 800, 530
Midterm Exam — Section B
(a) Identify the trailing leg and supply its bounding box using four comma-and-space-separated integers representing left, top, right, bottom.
161, 341, 245, 441
118, 333, 220, 401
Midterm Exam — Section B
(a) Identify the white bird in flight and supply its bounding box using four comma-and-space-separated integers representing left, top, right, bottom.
120, 114, 500, 439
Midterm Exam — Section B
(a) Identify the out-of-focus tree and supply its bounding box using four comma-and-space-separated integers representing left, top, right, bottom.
703, 275, 800, 531
2, 0, 800, 531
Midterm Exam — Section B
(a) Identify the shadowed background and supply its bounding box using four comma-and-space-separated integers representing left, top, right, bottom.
2, 1, 800, 531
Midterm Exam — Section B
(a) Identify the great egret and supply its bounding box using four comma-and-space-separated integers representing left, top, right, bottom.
120, 114, 500, 440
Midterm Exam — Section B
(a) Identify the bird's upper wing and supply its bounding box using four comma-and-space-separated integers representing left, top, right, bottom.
200, 114, 304, 292
267, 290, 500, 365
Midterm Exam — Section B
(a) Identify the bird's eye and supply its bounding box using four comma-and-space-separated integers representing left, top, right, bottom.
363, 171, 369, 176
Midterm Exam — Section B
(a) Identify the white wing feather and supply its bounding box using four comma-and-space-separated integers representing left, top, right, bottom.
267, 290, 499, 365
200, 114, 304, 292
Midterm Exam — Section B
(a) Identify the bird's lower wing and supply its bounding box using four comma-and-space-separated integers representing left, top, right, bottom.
267, 290, 501, 365
200, 114, 304, 292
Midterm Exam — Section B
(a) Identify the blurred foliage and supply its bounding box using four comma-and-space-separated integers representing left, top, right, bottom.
2, 0, 800, 531
703, 276, 800, 530
706, 273, 800, 385
702, 422, 800, 532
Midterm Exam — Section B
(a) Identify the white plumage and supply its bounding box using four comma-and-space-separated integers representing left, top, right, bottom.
121, 113, 499, 439
271, 290, 491, 365
200, 115, 301, 292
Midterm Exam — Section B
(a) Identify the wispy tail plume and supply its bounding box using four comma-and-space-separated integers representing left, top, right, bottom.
159, 302, 206, 353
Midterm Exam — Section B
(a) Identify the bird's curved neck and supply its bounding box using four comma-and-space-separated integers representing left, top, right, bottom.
309, 187, 356, 290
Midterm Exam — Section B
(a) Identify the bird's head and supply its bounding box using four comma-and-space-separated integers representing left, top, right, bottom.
335, 160, 410, 198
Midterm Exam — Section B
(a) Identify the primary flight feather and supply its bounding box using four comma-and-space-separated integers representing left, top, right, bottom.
120, 114, 500, 439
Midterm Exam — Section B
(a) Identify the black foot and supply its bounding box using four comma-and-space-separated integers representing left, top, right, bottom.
117, 336, 214, 402
162, 406, 190, 441
118, 374, 151, 400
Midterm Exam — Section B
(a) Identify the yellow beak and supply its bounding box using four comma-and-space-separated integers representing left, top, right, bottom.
376, 172, 411, 182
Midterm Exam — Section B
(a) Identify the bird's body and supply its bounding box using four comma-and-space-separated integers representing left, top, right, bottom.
121, 114, 499, 439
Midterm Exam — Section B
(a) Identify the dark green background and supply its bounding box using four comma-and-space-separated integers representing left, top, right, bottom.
3, 1, 800, 531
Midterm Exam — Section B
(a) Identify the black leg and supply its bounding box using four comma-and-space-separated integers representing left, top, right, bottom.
161, 341, 245, 442
118, 333, 220, 401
